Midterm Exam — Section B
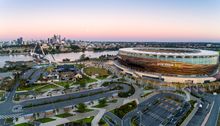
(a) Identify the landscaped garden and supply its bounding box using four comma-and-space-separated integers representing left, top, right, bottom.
111, 101, 137, 118
93, 98, 108, 108
84, 67, 110, 79
72, 75, 97, 86
98, 119, 108, 126
75, 103, 93, 113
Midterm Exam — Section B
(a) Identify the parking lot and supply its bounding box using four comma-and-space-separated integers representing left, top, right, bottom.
131, 93, 190, 126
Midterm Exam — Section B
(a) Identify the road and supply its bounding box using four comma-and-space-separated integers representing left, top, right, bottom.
205, 94, 220, 126
0, 78, 130, 121
185, 87, 220, 126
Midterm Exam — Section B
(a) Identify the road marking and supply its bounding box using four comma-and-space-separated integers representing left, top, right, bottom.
0, 113, 22, 119
214, 106, 220, 126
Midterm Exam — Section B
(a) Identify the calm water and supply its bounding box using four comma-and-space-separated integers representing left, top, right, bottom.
0, 51, 118, 68
0, 55, 33, 68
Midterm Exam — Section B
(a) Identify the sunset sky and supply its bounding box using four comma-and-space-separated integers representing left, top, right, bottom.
0, 0, 220, 41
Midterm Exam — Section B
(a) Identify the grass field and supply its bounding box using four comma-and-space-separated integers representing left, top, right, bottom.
17, 83, 59, 92
55, 81, 73, 87
17, 84, 47, 91
35, 84, 59, 92
72, 75, 97, 86
35, 118, 55, 123
84, 67, 110, 79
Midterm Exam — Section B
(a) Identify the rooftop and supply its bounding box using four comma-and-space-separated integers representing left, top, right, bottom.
119, 48, 219, 57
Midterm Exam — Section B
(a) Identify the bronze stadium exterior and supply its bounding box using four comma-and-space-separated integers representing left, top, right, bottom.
118, 48, 219, 77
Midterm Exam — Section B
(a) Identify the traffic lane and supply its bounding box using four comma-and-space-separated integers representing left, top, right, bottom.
21, 90, 118, 115
20, 83, 130, 106
187, 101, 210, 126
206, 94, 220, 126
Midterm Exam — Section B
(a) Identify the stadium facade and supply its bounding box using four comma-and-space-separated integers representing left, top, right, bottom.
115, 48, 219, 83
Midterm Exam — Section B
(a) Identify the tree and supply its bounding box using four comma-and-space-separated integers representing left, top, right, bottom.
76, 103, 87, 113
64, 84, 70, 89
98, 98, 107, 106
80, 54, 86, 61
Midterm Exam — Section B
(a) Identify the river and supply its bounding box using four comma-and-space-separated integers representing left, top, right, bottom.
0, 51, 118, 68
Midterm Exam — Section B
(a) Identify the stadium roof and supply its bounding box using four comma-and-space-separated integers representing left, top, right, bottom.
119, 48, 219, 57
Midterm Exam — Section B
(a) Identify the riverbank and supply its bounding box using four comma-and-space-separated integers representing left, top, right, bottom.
0, 50, 118, 68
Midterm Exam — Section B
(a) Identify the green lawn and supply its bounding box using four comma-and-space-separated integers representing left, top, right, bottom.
73, 116, 94, 124
55, 113, 73, 118
35, 118, 56, 123
35, 84, 58, 92
17, 84, 47, 91
72, 75, 97, 86
55, 81, 73, 87
84, 67, 110, 79
15, 123, 33, 126
74, 64, 85, 69
93, 104, 108, 108
99, 119, 108, 126
0, 92, 5, 101
56, 75, 96, 87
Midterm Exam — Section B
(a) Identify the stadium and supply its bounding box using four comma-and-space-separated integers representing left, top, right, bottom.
115, 48, 219, 83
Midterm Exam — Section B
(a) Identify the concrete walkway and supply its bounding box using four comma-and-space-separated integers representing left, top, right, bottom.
183, 89, 191, 101
91, 108, 106, 126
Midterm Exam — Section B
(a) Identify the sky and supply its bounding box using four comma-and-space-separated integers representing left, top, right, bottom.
0, 0, 220, 41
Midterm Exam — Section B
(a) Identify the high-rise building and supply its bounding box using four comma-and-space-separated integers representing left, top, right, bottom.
17, 37, 23, 45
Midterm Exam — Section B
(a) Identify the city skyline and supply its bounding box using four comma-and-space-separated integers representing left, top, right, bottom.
0, 0, 220, 41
